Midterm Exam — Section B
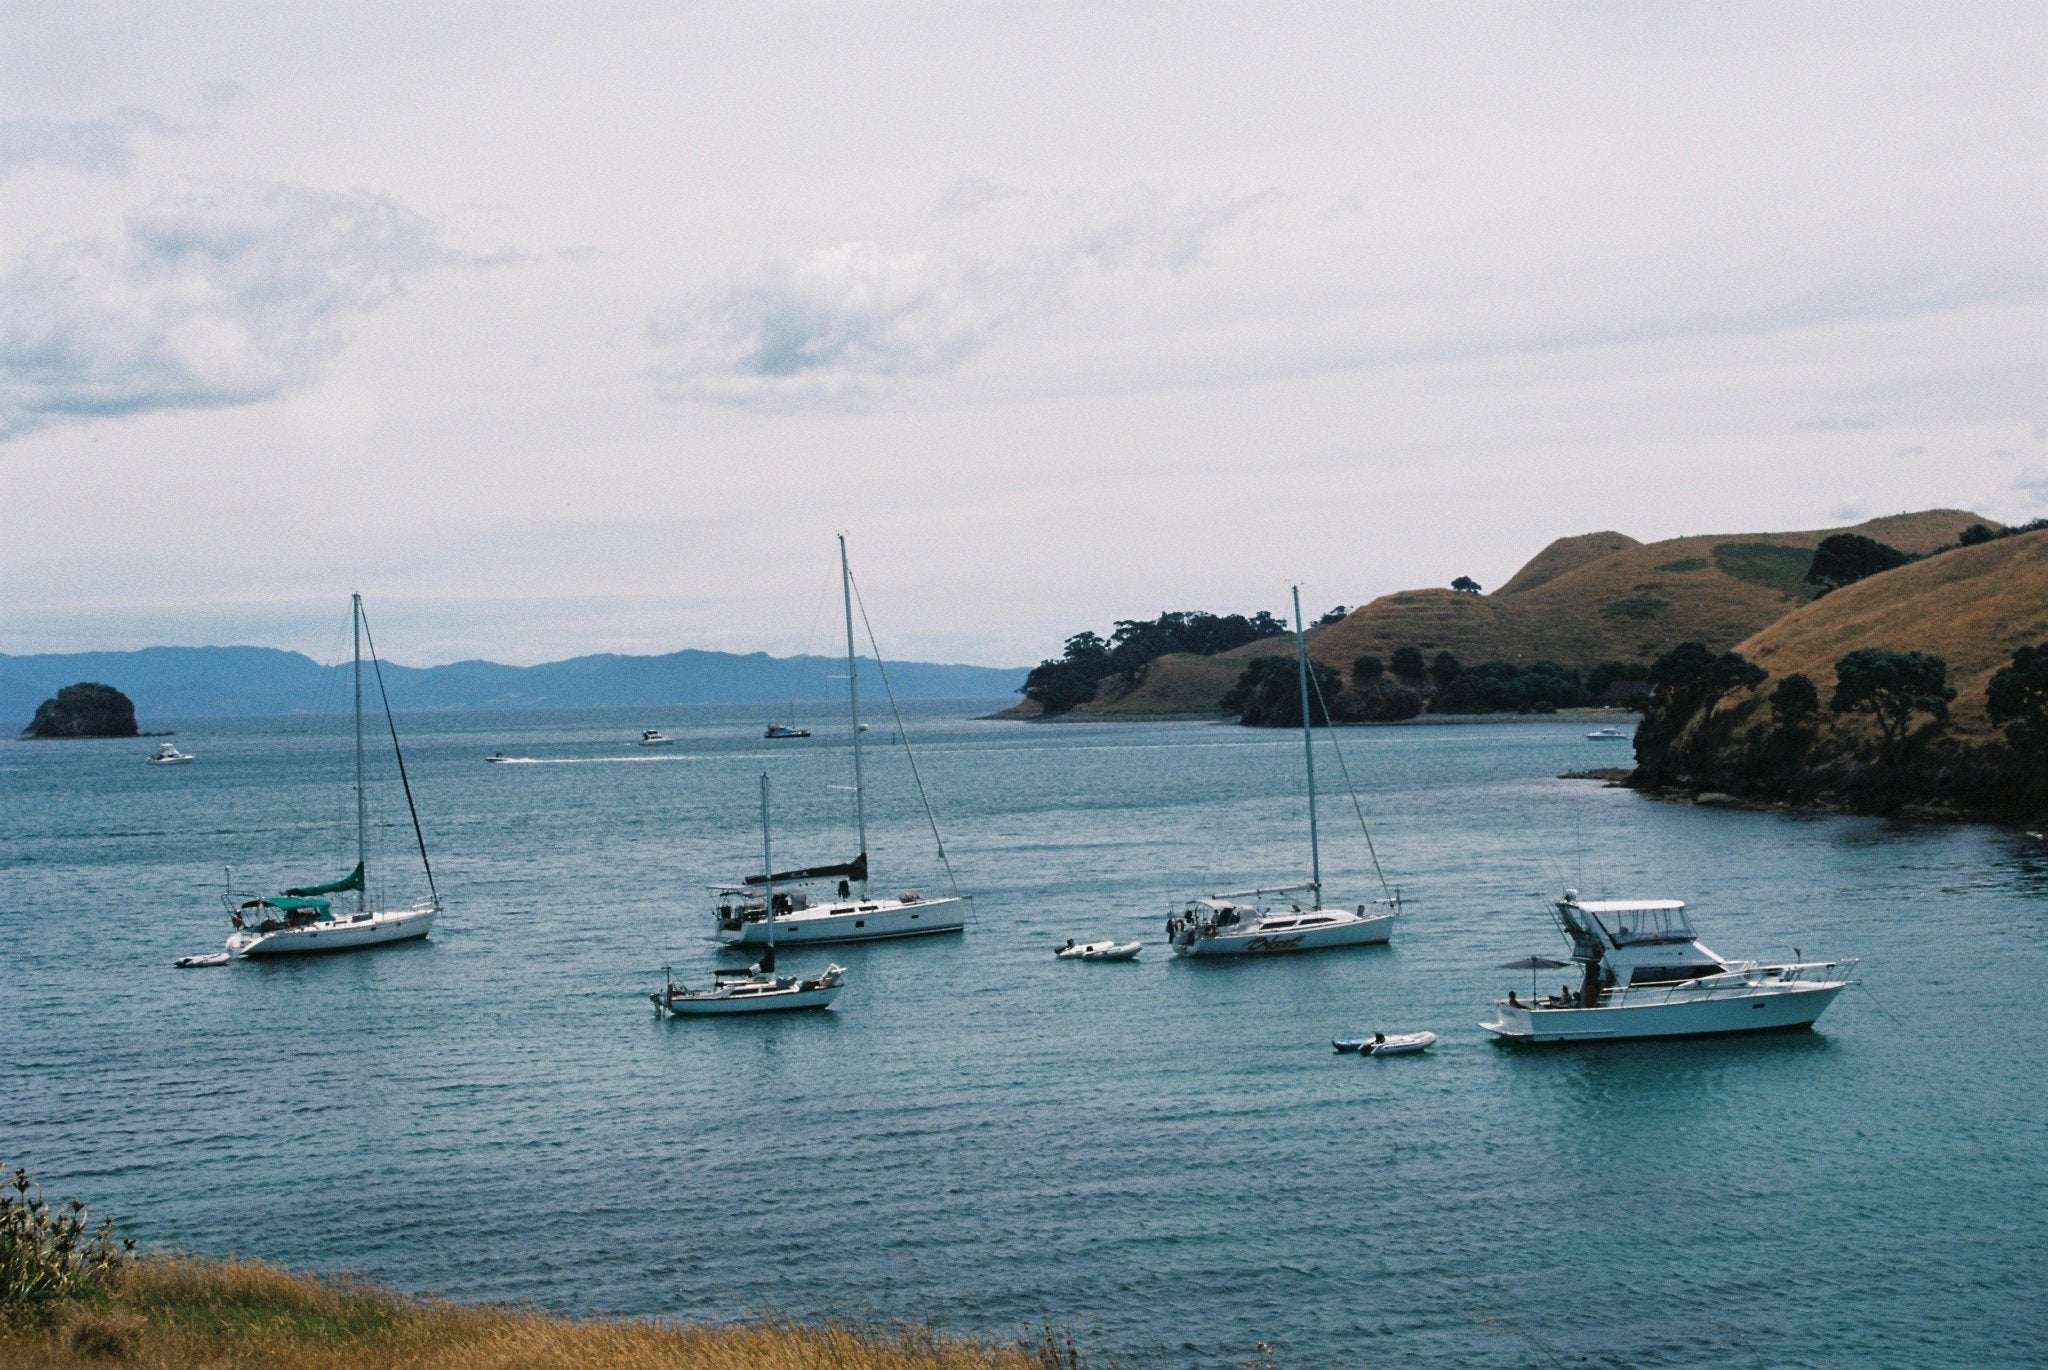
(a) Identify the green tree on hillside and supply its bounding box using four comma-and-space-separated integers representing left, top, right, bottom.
1223, 657, 1340, 727
1430, 651, 1464, 686
1389, 645, 1426, 680
1805, 534, 1913, 595
1830, 648, 1954, 758
1450, 576, 1481, 594
1769, 673, 1821, 728
1317, 606, 1349, 627
1987, 644, 2048, 761
1351, 654, 1383, 682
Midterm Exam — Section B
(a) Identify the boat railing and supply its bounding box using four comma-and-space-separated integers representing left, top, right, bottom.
1643, 959, 1856, 1001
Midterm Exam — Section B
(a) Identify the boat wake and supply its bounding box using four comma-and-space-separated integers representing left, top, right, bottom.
488, 754, 697, 765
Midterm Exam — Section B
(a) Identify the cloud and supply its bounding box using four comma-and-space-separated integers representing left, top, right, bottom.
647, 186, 1274, 406
0, 179, 449, 439
931, 176, 1021, 220
1803, 416, 1877, 432
2017, 469, 2048, 509
0, 118, 132, 182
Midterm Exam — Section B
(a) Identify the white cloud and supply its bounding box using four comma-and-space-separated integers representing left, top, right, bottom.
0, 178, 448, 439
0, 118, 132, 181
646, 187, 1275, 406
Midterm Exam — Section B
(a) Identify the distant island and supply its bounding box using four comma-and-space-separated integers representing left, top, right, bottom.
0, 646, 1027, 722
20, 682, 138, 738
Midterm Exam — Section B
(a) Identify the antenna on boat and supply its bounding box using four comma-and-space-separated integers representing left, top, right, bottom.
1291, 586, 1322, 906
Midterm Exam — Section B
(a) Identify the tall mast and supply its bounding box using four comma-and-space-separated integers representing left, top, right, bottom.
1292, 586, 1321, 906
760, 772, 775, 964
352, 592, 368, 913
839, 534, 868, 888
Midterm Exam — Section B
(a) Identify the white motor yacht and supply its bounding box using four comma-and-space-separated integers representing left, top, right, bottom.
764, 723, 811, 739
715, 535, 967, 947
1481, 888, 1854, 1043
639, 729, 674, 746
1586, 726, 1629, 741
1170, 586, 1399, 958
146, 742, 194, 765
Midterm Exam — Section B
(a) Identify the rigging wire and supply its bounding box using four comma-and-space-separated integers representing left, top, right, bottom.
356, 603, 440, 909
1303, 661, 1394, 902
845, 565, 968, 912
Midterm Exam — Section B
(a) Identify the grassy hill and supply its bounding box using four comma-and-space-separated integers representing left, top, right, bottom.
1724, 528, 2048, 746
1628, 528, 2048, 815
1072, 509, 1993, 717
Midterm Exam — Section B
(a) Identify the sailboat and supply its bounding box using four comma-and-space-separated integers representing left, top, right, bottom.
713, 535, 967, 946
1168, 586, 1400, 957
224, 594, 440, 958
656, 774, 846, 1015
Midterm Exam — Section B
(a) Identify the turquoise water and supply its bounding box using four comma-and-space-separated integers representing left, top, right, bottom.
4, 708, 2046, 1367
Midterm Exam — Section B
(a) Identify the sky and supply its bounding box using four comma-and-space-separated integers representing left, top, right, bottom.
1, 2, 2043, 668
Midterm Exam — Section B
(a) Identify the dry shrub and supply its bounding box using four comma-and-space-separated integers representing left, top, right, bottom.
64, 1307, 142, 1361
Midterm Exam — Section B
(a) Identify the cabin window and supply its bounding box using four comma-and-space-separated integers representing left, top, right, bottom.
1629, 964, 1717, 985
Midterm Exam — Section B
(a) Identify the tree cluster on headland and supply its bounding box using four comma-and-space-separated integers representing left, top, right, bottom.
1019, 610, 1292, 715
1627, 527, 2048, 818
20, 683, 138, 739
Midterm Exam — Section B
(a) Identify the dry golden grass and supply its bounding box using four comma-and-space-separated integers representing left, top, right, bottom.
1079, 509, 1995, 717
1717, 528, 2048, 745
0, 1255, 1068, 1370
1493, 530, 1642, 595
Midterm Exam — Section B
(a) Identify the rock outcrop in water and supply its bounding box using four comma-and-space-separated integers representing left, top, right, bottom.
21, 682, 139, 738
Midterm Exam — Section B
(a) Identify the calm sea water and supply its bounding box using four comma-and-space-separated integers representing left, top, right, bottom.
4, 706, 2045, 1367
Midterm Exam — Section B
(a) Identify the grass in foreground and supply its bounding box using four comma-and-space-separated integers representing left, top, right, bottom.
1, 1254, 1081, 1370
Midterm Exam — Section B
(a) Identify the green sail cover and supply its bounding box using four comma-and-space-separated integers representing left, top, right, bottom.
239, 895, 331, 916
284, 862, 364, 898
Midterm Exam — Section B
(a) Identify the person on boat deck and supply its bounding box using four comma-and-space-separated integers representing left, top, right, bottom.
1507, 990, 1520, 1007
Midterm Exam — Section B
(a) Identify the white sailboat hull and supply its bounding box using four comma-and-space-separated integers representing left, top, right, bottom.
1172, 908, 1395, 957
227, 904, 436, 959
716, 895, 965, 946
659, 982, 842, 1014
1480, 978, 1847, 1043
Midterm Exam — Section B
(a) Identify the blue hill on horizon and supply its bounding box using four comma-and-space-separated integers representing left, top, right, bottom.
0, 645, 1028, 724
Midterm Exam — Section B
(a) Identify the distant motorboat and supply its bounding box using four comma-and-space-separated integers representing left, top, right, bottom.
1334, 1031, 1437, 1055
146, 742, 194, 765
1481, 889, 1854, 1044
639, 730, 674, 746
1056, 938, 1142, 962
1586, 726, 1630, 741
764, 723, 811, 739
486, 751, 512, 763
